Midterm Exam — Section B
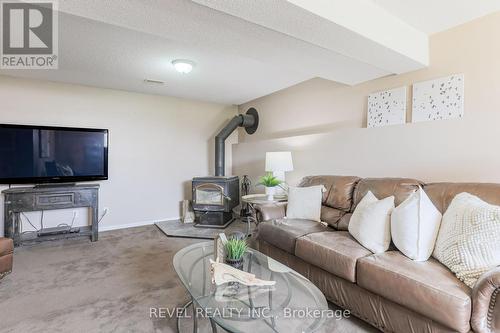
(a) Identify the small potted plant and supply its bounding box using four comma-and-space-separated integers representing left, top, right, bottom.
258, 172, 283, 200
225, 238, 248, 270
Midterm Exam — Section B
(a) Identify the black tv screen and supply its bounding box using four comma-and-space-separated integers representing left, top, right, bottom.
0, 124, 108, 184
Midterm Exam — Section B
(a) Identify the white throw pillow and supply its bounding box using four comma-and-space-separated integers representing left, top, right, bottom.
433, 192, 500, 288
391, 187, 442, 261
286, 185, 325, 222
348, 191, 395, 254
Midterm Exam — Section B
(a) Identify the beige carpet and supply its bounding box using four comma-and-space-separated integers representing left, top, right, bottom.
0, 225, 377, 333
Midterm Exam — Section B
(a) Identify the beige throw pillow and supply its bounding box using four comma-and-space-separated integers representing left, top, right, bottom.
433, 192, 500, 288
348, 191, 395, 254
286, 185, 325, 222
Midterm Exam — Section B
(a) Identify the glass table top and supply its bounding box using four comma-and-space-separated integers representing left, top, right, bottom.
241, 194, 288, 204
173, 242, 328, 333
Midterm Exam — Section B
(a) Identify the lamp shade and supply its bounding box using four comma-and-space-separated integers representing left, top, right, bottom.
265, 152, 293, 172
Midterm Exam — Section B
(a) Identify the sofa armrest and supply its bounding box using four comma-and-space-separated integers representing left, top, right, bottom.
0, 237, 13, 280
254, 203, 287, 223
472, 267, 500, 333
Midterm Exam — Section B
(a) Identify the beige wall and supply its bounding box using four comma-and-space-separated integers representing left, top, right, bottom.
0, 76, 238, 236
234, 12, 500, 188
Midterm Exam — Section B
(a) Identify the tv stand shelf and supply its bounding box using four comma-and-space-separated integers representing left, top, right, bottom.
2, 184, 99, 247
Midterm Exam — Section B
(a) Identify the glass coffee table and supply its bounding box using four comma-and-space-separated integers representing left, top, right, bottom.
173, 242, 327, 333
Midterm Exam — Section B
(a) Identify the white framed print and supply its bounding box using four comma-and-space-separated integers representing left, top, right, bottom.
367, 87, 407, 128
412, 74, 464, 123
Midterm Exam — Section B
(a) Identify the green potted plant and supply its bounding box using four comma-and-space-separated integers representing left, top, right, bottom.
258, 172, 283, 200
225, 238, 248, 270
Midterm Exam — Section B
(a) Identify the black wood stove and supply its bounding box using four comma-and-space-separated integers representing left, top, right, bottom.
192, 108, 259, 228
192, 176, 239, 228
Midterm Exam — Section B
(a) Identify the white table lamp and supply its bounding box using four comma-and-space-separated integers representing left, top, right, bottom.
265, 151, 293, 181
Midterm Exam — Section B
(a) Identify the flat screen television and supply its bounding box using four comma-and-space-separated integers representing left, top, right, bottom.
0, 124, 108, 184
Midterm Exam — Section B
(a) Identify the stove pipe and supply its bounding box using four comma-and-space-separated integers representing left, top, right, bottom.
215, 108, 259, 176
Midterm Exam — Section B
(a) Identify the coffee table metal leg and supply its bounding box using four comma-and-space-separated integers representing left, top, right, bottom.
178, 298, 219, 333
192, 300, 198, 333
177, 299, 198, 333
177, 300, 192, 333
268, 272, 276, 329
209, 318, 218, 333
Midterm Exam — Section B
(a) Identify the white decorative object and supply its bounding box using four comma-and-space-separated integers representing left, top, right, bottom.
210, 258, 276, 286
265, 186, 277, 201
181, 200, 195, 223
348, 191, 395, 254
286, 185, 326, 222
412, 74, 464, 122
367, 87, 407, 128
433, 192, 500, 288
213, 233, 227, 261
391, 187, 442, 261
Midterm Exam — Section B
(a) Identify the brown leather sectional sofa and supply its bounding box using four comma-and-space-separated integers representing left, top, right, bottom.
0, 237, 13, 280
253, 176, 500, 333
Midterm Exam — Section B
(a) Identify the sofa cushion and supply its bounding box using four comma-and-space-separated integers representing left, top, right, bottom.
425, 182, 500, 213
257, 219, 330, 254
255, 202, 287, 222
320, 206, 346, 228
353, 178, 422, 210
299, 175, 360, 211
0, 253, 13, 277
357, 251, 472, 333
0, 238, 13, 256
337, 213, 351, 231
296, 231, 371, 282
433, 192, 500, 288
348, 191, 394, 254
391, 187, 442, 261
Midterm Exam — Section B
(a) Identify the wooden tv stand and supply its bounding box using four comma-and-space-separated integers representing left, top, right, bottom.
2, 184, 99, 246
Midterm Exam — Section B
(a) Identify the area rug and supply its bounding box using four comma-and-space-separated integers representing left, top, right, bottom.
155, 219, 251, 239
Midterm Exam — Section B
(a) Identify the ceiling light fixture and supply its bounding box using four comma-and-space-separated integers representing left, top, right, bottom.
172, 59, 195, 74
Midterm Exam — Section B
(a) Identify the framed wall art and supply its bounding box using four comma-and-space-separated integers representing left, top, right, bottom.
367, 87, 407, 128
412, 74, 464, 122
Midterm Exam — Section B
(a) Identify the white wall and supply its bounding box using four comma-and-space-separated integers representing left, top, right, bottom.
234, 12, 500, 188
0, 76, 238, 236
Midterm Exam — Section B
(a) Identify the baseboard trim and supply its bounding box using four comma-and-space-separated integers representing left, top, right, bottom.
99, 217, 180, 232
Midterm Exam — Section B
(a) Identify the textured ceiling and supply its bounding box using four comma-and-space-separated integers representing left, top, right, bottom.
1, 13, 313, 105
2, 0, 495, 104
192, 0, 428, 73
54, 0, 403, 83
